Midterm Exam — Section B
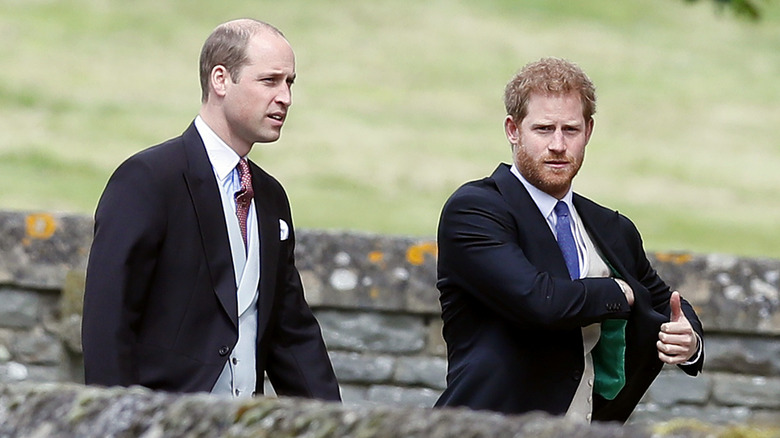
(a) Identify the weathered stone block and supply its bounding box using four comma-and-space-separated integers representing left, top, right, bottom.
329, 351, 395, 384
60, 269, 86, 318
0, 288, 39, 329
426, 316, 447, 356
394, 356, 447, 390
338, 383, 368, 404
0, 212, 91, 289
712, 373, 780, 409
0, 382, 650, 438
317, 310, 426, 353
17, 363, 66, 383
296, 231, 437, 313
749, 409, 780, 427
1, 210, 780, 428
11, 327, 63, 365
629, 402, 752, 426
57, 269, 86, 353
649, 251, 780, 335
645, 369, 711, 406
0, 345, 10, 362
367, 384, 441, 408
705, 334, 780, 376
0, 362, 29, 382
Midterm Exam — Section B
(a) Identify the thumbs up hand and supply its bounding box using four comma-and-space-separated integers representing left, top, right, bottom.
657, 291, 699, 365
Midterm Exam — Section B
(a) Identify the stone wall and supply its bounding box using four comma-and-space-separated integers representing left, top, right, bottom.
1, 383, 651, 438
0, 210, 778, 428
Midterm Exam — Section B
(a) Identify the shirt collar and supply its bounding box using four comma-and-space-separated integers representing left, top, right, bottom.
194, 115, 242, 182
509, 163, 574, 222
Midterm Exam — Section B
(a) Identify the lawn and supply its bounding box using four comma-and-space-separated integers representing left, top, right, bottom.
1, 0, 779, 258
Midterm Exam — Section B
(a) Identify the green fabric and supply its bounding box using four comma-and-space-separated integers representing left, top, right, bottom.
593, 258, 628, 401
592, 319, 627, 400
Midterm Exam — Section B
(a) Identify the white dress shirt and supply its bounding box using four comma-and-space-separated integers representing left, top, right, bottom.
195, 116, 260, 398
510, 164, 605, 422
509, 164, 702, 421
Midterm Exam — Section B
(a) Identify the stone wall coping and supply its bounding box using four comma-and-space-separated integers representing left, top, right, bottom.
1, 210, 778, 334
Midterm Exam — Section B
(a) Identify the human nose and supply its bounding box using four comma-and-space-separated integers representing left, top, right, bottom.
276, 84, 292, 107
548, 129, 565, 152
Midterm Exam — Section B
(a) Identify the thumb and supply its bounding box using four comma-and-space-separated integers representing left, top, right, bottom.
670, 291, 683, 323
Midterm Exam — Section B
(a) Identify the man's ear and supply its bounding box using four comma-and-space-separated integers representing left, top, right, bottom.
584, 117, 595, 144
504, 115, 520, 145
209, 65, 229, 98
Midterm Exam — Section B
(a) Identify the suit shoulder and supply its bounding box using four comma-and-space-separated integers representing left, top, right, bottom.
124, 135, 187, 168
103, 135, 188, 195
440, 176, 508, 223
446, 176, 500, 204
574, 194, 640, 234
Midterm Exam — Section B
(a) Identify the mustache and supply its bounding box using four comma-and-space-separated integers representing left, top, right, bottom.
541, 152, 574, 163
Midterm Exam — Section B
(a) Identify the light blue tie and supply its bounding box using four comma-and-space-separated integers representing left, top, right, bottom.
554, 201, 579, 279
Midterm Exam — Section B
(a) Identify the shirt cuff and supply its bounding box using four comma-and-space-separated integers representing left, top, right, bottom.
680, 332, 703, 366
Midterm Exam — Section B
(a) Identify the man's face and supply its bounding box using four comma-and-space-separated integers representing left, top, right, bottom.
504, 92, 593, 199
222, 32, 296, 149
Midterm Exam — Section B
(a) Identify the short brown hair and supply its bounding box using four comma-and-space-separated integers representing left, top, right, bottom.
199, 19, 285, 102
503, 57, 596, 122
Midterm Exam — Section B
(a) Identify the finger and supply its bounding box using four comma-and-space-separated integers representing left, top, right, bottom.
657, 340, 689, 363
658, 334, 695, 352
657, 333, 698, 362
658, 350, 686, 365
670, 291, 683, 323
661, 321, 693, 335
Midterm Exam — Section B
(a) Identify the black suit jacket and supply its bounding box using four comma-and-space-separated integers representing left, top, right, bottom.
434, 164, 703, 422
82, 123, 340, 400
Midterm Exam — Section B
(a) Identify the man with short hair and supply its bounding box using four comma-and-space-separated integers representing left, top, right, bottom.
434, 57, 703, 422
82, 19, 340, 401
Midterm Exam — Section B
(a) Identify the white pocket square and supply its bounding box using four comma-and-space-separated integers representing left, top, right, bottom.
279, 219, 289, 241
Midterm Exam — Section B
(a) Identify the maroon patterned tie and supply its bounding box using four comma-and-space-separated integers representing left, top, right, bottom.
235, 158, 254, 249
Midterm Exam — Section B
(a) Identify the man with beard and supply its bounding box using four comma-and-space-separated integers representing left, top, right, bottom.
434, 58, 704, 423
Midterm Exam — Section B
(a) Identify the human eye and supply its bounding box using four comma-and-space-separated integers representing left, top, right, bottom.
535, 125, 553, 133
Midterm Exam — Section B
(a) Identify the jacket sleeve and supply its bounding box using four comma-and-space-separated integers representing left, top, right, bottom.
437, 184, 631, 330
263, 216, 341, 401
82, 156, 166, 386
614, 213, 705, 375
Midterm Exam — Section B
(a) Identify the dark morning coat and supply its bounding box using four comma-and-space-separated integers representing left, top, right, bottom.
434, 163, 703, 422
81, 123, 340, 400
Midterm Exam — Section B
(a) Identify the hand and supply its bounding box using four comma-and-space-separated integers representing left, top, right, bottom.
657, 291, 698, 364
614, 278, 634, 307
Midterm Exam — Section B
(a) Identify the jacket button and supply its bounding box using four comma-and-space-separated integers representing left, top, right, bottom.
573, 371, 581, 381
218, 346, 230, 356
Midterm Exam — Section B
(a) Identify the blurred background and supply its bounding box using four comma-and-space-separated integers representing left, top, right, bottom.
1, 0, 778, 257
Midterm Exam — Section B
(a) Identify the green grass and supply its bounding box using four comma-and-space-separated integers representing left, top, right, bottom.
1, 0, 779, 258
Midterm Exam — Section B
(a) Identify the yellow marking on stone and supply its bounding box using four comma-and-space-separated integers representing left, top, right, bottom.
370, 287, 380, 299
406, 241, 438, 266
655, 252, 693, 265
25, 213, 57, 240
368, 251, 385, 264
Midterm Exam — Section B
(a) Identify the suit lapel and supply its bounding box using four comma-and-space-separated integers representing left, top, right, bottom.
181, 124, 238, 328
573, 196, 626, 278
247, 161, 280, 337
491, 164, 570, 279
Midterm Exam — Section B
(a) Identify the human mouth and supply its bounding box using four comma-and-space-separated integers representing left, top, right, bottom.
268, 113, 286, 124
544, 159, 570, 170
